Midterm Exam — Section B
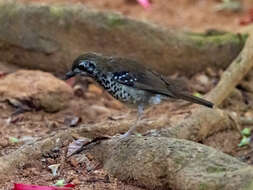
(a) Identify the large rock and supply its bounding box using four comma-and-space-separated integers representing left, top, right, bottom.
0, 70, 73, 112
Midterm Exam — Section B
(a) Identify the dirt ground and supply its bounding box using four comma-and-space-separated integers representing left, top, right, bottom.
1, 0, 253, 189
24, 0, 252, 32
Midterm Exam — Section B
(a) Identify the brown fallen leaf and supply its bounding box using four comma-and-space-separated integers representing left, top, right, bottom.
67, 138, 92, 157
64, 116, 82, 127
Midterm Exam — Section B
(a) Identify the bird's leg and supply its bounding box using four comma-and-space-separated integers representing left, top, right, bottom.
120, 105, 144, 139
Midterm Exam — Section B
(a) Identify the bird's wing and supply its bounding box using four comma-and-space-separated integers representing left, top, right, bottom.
101, 57, 213, 108
108, 58, 177, 98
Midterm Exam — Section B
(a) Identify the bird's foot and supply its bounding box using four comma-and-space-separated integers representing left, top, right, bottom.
119, 131, 132, 140
119, 131, 142, 140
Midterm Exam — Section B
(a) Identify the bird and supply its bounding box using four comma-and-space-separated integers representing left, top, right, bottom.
65, 52, 214, 138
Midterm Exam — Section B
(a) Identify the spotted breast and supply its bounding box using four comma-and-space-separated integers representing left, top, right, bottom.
95, 71, 160, 108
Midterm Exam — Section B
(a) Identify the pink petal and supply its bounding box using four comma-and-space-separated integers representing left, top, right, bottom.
136, 0, 150, 9
13, 183, 75, 190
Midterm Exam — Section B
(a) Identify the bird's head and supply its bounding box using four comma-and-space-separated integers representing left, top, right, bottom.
65, 52, 101, 80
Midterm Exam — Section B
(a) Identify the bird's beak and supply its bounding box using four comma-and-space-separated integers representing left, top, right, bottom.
64, 68, 82, 80
64, 71, 76, 80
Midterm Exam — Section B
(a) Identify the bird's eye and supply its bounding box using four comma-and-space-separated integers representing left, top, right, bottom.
87, 64, 95, 73
78, 60, 95, 74
78, 61, 88, 70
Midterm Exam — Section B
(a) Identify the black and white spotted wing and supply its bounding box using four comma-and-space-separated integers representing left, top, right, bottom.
107, 58, 176, 98
112, 71, 137, 87
111, 70, 176, 98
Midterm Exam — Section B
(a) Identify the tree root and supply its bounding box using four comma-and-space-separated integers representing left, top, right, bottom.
0, 0, 246, 76
85, 136, 253, 190
155, 108, 239, 141
207, 30, 253, 106
152, 31, 253, 141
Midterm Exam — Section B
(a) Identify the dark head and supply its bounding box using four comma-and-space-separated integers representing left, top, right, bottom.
65, 53, 102, 80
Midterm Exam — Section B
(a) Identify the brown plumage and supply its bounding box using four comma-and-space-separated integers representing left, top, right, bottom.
65, 52, 213, 137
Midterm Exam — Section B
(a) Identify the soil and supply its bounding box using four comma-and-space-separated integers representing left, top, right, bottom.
1, 0, 253, 189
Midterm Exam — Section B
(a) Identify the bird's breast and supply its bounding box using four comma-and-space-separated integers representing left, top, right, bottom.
96, 74, 152, 106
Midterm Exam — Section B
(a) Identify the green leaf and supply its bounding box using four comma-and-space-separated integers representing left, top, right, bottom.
193, 92, 202, 98
9, 137, 19, 143
238, 136, 250, 147
54, 179, 65, 186
241, 128, 251, 136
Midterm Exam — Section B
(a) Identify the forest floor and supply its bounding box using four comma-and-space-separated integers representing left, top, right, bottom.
1, 0, 253, 189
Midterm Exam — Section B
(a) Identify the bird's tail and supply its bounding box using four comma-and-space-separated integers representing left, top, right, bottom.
173, 92, 214, 108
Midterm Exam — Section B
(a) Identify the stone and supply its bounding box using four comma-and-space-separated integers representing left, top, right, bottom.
0, 70, 73, 112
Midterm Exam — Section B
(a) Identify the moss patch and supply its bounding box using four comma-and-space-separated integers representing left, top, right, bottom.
199, 183, 209, 190
49, 6, 65, 17
106, 13, 127, 28
206, 166, 226, 173
187, 32, 248, 48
